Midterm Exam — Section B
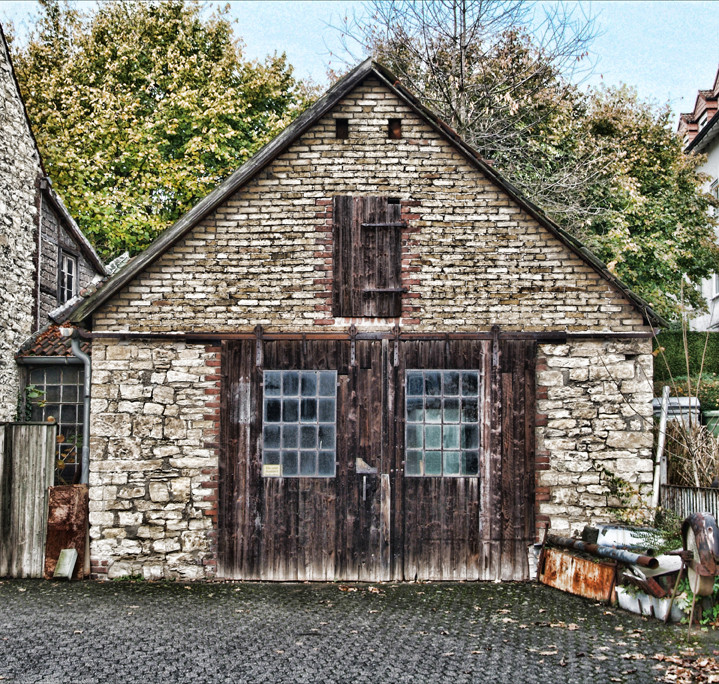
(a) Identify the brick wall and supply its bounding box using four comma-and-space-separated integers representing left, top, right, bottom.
0, 35, 40, 421
92, 76, 647, 336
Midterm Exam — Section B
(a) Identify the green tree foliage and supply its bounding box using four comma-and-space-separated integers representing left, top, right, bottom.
12, 0, 313, 258
575, 88, 719, 319
340, 0, 719, 322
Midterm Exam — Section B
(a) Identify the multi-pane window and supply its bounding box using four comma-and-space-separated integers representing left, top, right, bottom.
59, 251, 78, 304
405, 370, 480, 477
262, 370, 337, 477
27, 365, 84, 485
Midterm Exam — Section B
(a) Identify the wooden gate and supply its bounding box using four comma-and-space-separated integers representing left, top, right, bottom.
218, 337, 535, 581
0, 422, 57, 578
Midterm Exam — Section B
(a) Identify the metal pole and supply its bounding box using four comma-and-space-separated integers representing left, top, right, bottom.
546, 534, 659, 568
652, 385, 670, 510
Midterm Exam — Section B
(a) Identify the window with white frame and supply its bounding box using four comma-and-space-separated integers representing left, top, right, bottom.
59, 251, 78, 304
262, 370, 337, 477
405, 370, 480, 477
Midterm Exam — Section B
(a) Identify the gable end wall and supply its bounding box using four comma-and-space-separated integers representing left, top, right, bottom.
86, 76, 654, 579
92, 77, 647, 335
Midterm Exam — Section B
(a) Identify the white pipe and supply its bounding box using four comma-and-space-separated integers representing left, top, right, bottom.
652, 385, 670, 509
69, 336, 91, 485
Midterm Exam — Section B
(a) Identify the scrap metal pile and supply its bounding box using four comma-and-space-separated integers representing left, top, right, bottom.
537, 513, 719, 624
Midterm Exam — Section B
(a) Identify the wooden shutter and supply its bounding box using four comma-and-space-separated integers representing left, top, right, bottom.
332, 196, 403, 317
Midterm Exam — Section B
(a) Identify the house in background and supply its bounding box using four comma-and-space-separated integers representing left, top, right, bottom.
62, 60, 661, 583
0, 25, 105, 485
678, 65, 719, 330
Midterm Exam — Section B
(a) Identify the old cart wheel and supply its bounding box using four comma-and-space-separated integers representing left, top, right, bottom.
682, 513, 719, 597
685, 524, 715, 596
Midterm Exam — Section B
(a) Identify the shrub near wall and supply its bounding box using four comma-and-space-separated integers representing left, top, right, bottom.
653, 332, 719, 382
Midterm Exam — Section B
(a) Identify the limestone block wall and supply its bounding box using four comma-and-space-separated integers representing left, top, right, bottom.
0, 35, 40, 421
535, 338, 654, 535
88, 340, 220, 580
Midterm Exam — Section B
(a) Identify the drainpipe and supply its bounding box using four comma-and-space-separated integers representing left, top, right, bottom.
60, 328, 91, 484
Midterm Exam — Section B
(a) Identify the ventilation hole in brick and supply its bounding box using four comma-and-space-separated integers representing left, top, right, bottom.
388, 118, 402, 139
335, 118, 349, 139
388, 197, 401, 205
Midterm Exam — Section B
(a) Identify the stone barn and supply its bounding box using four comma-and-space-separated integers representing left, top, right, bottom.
67, 60, 661, 582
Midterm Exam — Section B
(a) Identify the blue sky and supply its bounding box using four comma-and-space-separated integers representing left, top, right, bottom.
1, 0, 718, 122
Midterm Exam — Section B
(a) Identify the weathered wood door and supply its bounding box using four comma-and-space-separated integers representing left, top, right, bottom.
219, 337, 534, 581
219, 339, 389, 581
395, 339, 536, 581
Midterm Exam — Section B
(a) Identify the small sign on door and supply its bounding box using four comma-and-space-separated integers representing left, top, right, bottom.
262, 464, 282, 477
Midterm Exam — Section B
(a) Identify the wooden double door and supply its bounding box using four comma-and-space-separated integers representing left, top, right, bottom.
218, 337, 535, 581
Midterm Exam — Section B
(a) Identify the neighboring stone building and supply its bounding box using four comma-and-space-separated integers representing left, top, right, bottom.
0, 25, 105, 477
678, 66, 719, 330
67, 60, 661, 582
0, 26, 41, 422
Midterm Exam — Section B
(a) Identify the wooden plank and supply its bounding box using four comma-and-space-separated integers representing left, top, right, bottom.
332, 196, 352, 317
380, 474, 391, 581
218, 341, 236, 577
0, 425, 6, 576
335, 372, 351, 578
0, 423, 55, 578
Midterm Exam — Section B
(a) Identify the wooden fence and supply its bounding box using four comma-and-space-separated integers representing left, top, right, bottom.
660, 484, 719, 520
0, 422, 56, 578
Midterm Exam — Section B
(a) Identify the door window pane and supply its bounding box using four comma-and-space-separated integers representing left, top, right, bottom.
25, 365, 84, 486
263, 370, 337, 477
405, 370, 481, 477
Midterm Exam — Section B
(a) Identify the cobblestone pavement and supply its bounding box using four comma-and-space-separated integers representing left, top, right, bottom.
0, 579, 716, 683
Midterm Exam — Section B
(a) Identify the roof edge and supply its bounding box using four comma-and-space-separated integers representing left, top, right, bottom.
686, 110, 719, 153
369, 62, 666, 329
69, 58, 376, 323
